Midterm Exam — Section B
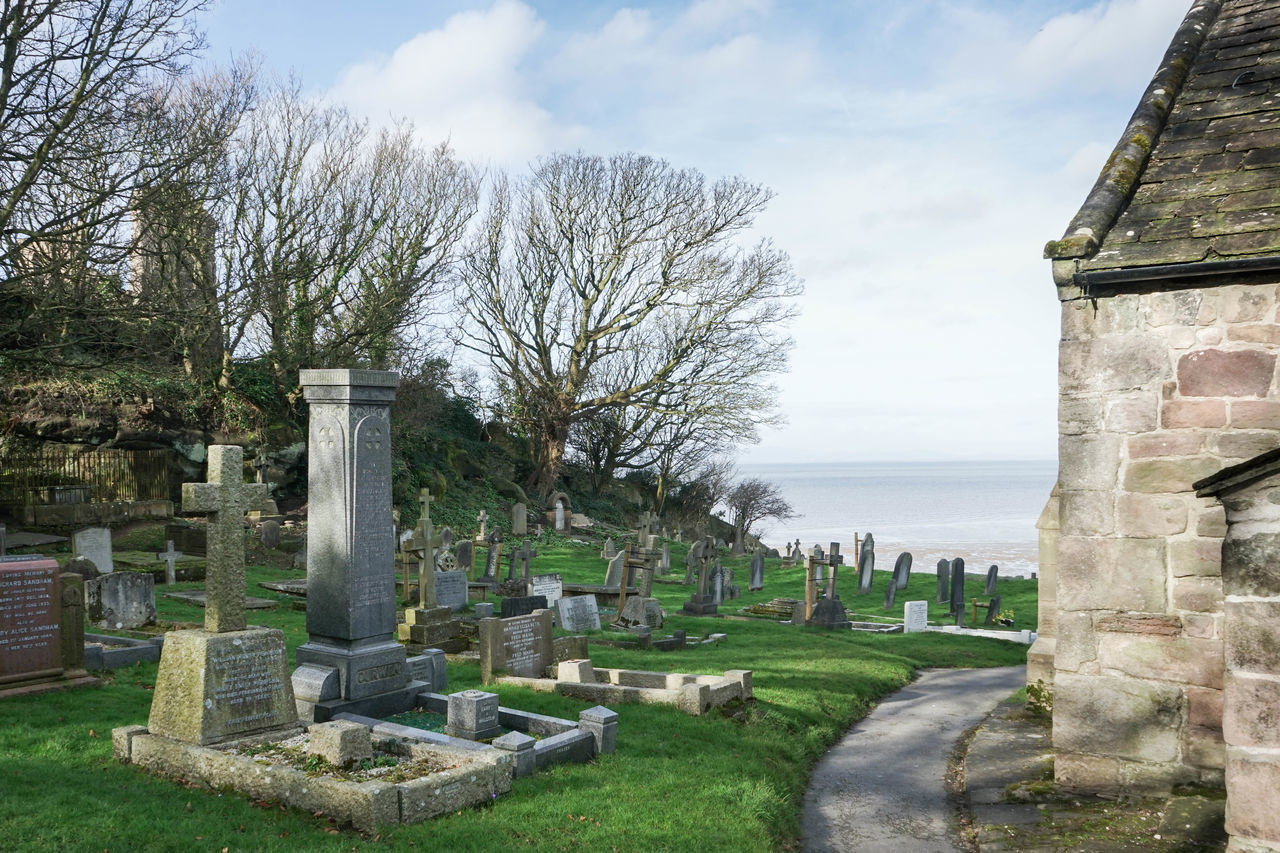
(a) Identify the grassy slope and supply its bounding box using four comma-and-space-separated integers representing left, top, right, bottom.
0, 536, 1031, 852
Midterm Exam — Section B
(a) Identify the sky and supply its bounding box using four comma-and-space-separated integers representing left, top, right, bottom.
200, 0, 1193, 465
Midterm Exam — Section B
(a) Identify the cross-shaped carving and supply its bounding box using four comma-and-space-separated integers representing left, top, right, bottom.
182, 445, 271, 632
826, 542, 844, 598
251, 454, 269, 484
156, 539, 183, 585
519, 539, 538, 580
476, 509, 488, 538
406, 526, 435, 608
418, 488, 434, 527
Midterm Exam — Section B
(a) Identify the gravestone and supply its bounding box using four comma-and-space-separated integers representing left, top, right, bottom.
147, 444, 298, 744
512, 502, 527, 537
604, 552, 625, 589
949, 557, 966, 617
292, 370, 428, 721
807, 543, 851, 629
903, 600, 929, 633
601, 538, 617, 559
894, 552, 913, 590
530, 573, 563, 607
435, 571, 468, 612
500, 595, 548, 619
985, 564, 999, 596
709, 561, 724, 605
86, 572, 156, 629
0, 555, 97, 697
156, 540, 182, 585
683, 538, 705, 584
476, 509, 488, 540
479, 609, 554, 683
882, 577, 897, 610
260, 520, 281, 549
936, 559, 950, 604
481, 530, 503, 585
558, 595, 601, 632
857, 542, 874, 594
749, 550, 765, 591
455, 540, 474, 578
660, 542, 671, 575
616, 596, 663, 629
73, 527, 113, 575
681, 535, 719, 616
985, 593, 1002, 626
516, 539, 538, 581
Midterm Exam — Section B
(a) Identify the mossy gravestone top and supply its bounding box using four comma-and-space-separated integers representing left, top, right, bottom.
146, 444, 299, 746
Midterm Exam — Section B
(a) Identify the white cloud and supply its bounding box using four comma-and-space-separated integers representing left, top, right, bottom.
327, 0, 578, 167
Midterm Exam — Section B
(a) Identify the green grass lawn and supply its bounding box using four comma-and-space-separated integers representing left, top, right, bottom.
1, 534, 1033, 852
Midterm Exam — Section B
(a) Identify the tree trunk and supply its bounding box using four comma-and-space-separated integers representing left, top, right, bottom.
528, 417, 571, 499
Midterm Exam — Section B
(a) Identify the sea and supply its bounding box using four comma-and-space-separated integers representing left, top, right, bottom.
738, 460, 1057, 578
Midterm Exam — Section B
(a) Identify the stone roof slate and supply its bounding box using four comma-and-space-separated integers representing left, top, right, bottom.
1047, 0, 1280, 274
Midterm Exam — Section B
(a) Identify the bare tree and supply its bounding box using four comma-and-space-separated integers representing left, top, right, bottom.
461, 151, 801, 498
216, 83, 479, 399
724, 476, 796, 542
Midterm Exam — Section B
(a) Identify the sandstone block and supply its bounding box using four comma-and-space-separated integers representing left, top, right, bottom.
1230, 400, 1280, 429
1184, 725, 1226, 770
1223, 672, 1280, 748
1214, 431, 1280, 460
1059, 434, 1122, 491
1052, 673, 1182, 763
1116, 492, 1188, 536
1168, 327, 1196, 349
1221, 285, 1271, 323
1061, 396, 1105, 435
1163, 399, 1228, 429
1116, 757, 1199, 793
1197, 290, 1219, 325
1104, 393, 1159, 433
1171, 538, 1223, 578
1188, 685, 1224, 728
1099, 294, 1143, 334
1196, 505, 1228, 538
1144, 290, 1203, 328
1178, 349, 1276, 398
1196, 327, 1224, 346
1054, 751, 1121, 793
1222, 533, 1280, 597
1227, 324, 1280, 345
1057, 536, 1168, 612
1225, 750, 1280, 843
1061, 491, 1114, 536
1174, 576, 1223, 613
1061, 300, 1094, 342
1124, 456, 1221, 493
1054, 610, 1098, 672
307, 720, 373, 769
1097, 634, 1224, 689
1127, 432, 1206, 459
1184, 614, 1219, 639
1061, 336, 1170, 396
1095, 614, 1181, 635
1224, 601, 1280, 675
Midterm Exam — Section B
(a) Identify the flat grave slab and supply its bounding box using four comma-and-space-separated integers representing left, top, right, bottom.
163, 590, 277, 610
259, 579, 308, 597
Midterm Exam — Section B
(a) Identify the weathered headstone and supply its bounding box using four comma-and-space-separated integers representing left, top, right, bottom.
984, 593, 1002, 626
156, 540, 182, 585
681, 535, 719, 616
516, 539, 538, 581
684, 538, 705, 584
86, 572, 156, 629
616, 596, 663, 629
709, 561, 724, 605
893, 552, 913, 590
936, 559, 951, 603
73, 527, 113, 575
749, 550, 765, 591
557, 595, 601, 632
260, 519, 281, 549
985, 564, 999, 596
455, 540, 474, 578
883, 577, 897, 610
481, 530, 503, 585
475, 509, 488, 539
601, 537, 617, 559
530, 573, 563, 607
857, 541, 874, 594
435, 571, 469, 612
949, 557, 966, 616
904, 600, 929, 633
660, 542, 671, 575
0, 555, 97, 698
292, 370, 424, 721
604, 552, 626, 589
500, 595, 548, 619
511, 502, 527, 537
147, 445, 297, 744
479, 609, 554, 682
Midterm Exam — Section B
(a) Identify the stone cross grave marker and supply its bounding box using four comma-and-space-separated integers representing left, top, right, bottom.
476, 509, 488, 539
156, 539, 182, 585
181, 445, 271, 632
749, 549, 765, 591
418, 487, 434, 528
857, 541, 874, 595
517, 539, 538, 581
407, 525, 435, 608
894, 552, 913, 590
985, 564, 999, 596
904, 600, 928, 633
482, 530, 503, 584
73, 526, 113, 575
936, 559, 950, 603
826, 542, 845, 598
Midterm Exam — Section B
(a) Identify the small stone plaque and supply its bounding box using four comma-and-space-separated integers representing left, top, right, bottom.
557, 595, 601, 632
435, 571, 468, 612
904, 600, 929, 633
530, 573, 563, 606
0, 558, 62, 679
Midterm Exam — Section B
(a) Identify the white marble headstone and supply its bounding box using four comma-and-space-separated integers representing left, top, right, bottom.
904, 600, 929, 633
73, 526, 113, 574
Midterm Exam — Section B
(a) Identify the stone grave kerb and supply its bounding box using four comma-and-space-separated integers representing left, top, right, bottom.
182, 445, 270, 632
156, 539, 182, 585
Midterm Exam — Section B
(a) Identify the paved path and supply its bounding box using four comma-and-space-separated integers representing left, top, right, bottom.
802, 665, 1026, 853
